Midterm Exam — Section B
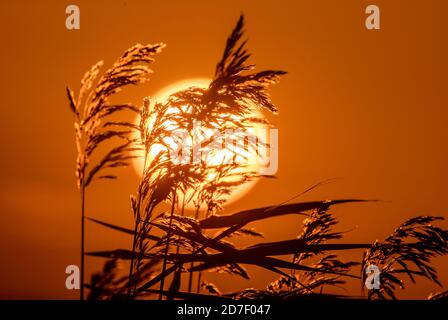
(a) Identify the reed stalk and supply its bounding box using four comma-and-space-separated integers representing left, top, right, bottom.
159, 192, 177, 299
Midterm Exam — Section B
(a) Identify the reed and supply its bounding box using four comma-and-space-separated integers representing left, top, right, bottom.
362, 216, 448, 299
66, 43, 164, 299
69, 15, 448, 300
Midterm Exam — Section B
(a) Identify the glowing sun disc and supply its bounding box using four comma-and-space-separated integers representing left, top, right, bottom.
133, 78, 264, 209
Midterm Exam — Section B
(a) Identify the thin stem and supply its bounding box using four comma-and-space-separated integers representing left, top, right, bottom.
196, 203, 206, 294
188, 204, 201, 293
196, 271, 202, 294
127, 214, 139, 297
128, 152, 148, 297
187, 265, 194, 293
80, 184, 85, 300
159, 191, 177, 300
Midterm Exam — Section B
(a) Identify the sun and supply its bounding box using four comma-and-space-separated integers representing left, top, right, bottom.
133, 78, 269, 210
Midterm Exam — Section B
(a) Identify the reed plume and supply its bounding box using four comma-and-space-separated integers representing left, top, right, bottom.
362, 216, 448, 299
66, 43, 164, 299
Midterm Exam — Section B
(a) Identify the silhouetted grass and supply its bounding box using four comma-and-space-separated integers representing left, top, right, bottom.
362, 216, 448, 299
67, 42, 164, 299
68, 15, 448, 300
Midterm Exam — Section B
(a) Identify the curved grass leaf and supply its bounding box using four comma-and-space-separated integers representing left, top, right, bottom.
199, 199, 369, 229
87, 217, 160, 241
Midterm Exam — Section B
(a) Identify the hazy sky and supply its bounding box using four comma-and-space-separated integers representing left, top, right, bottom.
0, 0, 447, 299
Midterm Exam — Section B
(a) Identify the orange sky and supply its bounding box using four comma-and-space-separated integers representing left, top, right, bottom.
0, 0, 447, 299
